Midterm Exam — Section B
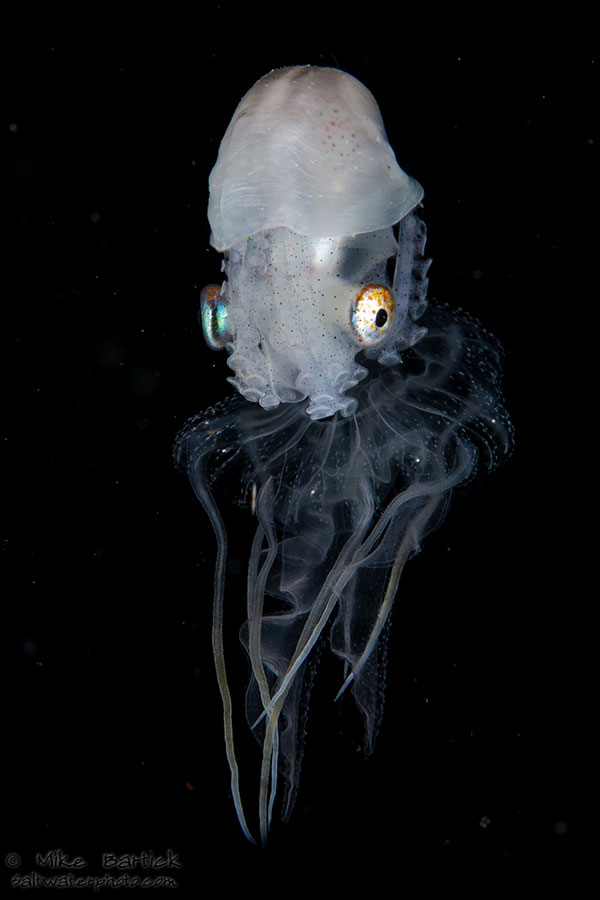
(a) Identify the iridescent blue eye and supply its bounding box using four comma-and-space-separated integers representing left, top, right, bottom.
200, 284, 233, 350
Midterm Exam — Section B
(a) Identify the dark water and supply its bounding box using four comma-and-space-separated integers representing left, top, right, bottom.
3, 14, 595, 897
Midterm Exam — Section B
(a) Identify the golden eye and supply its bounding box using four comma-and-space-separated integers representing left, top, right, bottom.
200, 284, 234, 350
350, 283, 395, 346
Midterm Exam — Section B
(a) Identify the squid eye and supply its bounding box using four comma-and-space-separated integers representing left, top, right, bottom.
200, 284, 234, 350
350, 283, 396, 346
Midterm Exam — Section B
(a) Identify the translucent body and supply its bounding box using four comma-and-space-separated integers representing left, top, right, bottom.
208, 66, 423, 251
215, 217, 430, 418
204, 66, 426, 420
176, 66, 513, 844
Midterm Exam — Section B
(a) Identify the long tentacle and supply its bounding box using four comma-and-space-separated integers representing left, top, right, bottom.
189, 455, 257, 845
247, 477, 281, 831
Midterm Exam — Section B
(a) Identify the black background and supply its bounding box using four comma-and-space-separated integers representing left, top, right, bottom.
3, 10, 596, 898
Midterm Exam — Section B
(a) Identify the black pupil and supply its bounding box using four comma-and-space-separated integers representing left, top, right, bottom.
375, 308, 388, 328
